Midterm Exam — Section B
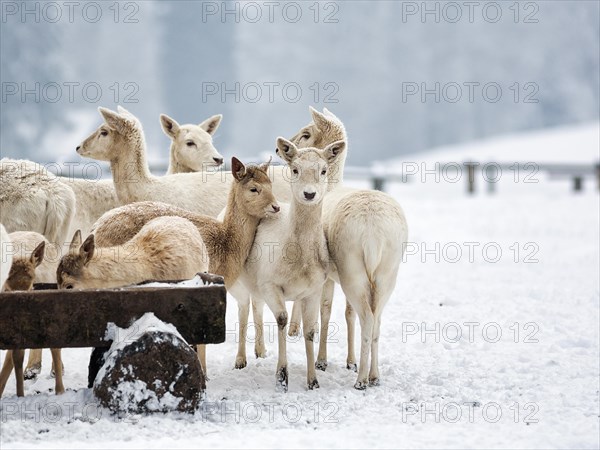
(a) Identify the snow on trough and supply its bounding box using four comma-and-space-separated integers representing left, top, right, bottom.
0, 126, 598, 448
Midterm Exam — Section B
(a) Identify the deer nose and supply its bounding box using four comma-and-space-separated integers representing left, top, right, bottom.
213, 157, 223, 165
304, 191, 316, 200
272, 204, 280, 213
76, 145, 81, 151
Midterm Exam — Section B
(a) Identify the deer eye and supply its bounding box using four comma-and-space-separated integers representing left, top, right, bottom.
65, 284, 74, 290
186, 141, 196, 147
321, 169, 327, 175
292, 169, 299, 175
250, 187, 258, 193
100, 130, 108, 137
302, 133, 310, 139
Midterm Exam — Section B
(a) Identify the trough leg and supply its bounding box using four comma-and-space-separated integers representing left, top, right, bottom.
88, 346, 110, 388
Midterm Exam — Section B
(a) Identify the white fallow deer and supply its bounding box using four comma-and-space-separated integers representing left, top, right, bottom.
2, 107, 225, 378
66, 106, 225, 238
0, 159, 76, 246
57, 217, 208, 291
77, 107, 293, 218
0, 234, 65, 398
286, 107, 408, 389
236, 137, 346, 391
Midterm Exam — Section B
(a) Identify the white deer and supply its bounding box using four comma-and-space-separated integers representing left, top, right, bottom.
288, 107, 408, 389
77, 107, 292, 218
237, 137, 346, 391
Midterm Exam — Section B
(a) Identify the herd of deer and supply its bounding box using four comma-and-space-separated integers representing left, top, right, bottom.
0, 106, 408, 398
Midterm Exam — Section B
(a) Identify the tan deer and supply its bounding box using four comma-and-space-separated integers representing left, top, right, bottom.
90, 157, 280, 371
0, 236, 64, 397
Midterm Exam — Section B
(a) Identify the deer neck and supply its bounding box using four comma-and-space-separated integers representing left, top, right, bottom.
167, 147, 194, 174
221, 188, 261, 277
109, 136, 153, 201
288, 196, 324, 246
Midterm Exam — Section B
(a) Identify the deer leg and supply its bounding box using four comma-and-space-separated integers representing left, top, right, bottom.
12, 349, 25, 397
196, 345, 207, 379
50, 349, 65, 394
346, 301, 357, 371
24, 349, 42, 380
252, 296, 267, 358
288, 301, 302, 337
0, 351, 14, 397
302, 296, 320, 389
316, 278, 334, 371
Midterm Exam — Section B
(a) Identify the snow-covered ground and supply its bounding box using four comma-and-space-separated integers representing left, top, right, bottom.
1, 127, 599, 448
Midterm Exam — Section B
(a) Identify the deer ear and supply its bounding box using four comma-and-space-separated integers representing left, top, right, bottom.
199, 114, 222, 135
310, 106, 330, 130
99, 107, 126, 134
275, 137, 297, 164
321, 140, 346, 163
231, 157, 246, 181
259, 156, 272, 173
117, 105, 134, 118
30, 241, 45, 268
80, 234, 95, 265
160, 114, 180, 139
69, 230, 82, 253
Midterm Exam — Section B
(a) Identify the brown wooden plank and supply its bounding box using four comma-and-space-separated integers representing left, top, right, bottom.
0, 284, 226, 349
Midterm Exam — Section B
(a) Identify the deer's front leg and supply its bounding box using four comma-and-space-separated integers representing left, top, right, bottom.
302, 295, 321, 390
12, 349, 25, 397
316, 278, 334, 371
0, 351, 14, 397
51, 348, 65, 394
265, 290, 288, 392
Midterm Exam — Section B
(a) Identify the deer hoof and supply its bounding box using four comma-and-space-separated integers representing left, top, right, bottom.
276, 366, 288, 393
315, 360, 328, 371
369, 377, 380, 387
24, 364, 41, 380
288, 323, 300, 337
354, 380, 368, 390
234, 357, 247, 369
347, 363, 357, 372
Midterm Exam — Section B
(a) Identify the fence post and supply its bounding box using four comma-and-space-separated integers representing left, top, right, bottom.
464, 162, 476, 195
573, 176, 583, 192
372, 177, 386, 191
596, 163, 600, 192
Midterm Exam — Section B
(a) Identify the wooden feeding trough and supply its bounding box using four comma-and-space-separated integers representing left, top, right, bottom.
0, 272, 227, 413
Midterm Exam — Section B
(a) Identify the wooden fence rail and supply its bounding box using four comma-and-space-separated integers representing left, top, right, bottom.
38, 161, 600, 195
